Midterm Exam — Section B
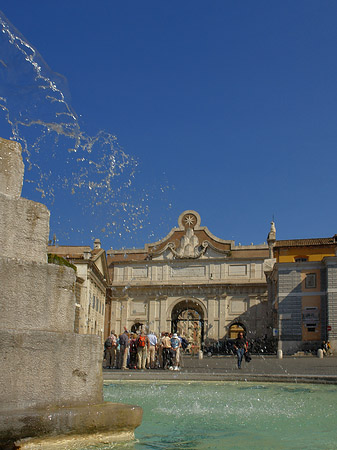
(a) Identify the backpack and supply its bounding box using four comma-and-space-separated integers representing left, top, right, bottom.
104, 338, 112, 349
181, 337, 189, 350
138, 336, 146, 348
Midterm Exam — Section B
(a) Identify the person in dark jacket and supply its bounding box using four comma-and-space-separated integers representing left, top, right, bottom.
104, 332, 116, 369
129, 333, 138, 369
118, 330, 129, 370
233, 331, 247, 369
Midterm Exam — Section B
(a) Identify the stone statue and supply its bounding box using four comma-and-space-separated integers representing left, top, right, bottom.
168, 227, 208, 259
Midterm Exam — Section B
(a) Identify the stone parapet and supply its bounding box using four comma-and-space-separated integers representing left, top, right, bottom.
0, 331, 103, 412
0, 257, 76, 333
0, 138, 24, 199
0, 194, 49, 264
0, 402, 142, 449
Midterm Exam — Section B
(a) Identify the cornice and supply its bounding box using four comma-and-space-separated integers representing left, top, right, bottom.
109, 283, 267, 299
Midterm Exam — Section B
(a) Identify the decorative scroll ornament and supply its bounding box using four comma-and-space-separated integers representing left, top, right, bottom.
168, 227, 209, 259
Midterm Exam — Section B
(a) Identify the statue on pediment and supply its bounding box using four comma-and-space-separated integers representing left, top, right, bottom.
168, 227, 208, 259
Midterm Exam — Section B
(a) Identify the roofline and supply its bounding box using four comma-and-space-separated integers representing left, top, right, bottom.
48, 245, 92, 250
274, 237, 336, 248
107, 226, 236, 256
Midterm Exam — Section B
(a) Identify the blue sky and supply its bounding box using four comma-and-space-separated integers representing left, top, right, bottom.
1, 1, 337, 249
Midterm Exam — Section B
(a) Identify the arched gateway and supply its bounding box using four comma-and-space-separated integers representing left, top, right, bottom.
171, 300, 205, 348
228, 323, 246, 339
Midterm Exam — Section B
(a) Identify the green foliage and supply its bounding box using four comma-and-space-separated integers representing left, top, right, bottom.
48, 253, 77, 272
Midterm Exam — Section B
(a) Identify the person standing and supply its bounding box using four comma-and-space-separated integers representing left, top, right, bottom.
158, 332, 165, 368
104, 331, 116, 369
170, 333, 181, 371
161, 332, 172, 369
233, 331, 247, 369
118, 330, 130, 370
147, 331, 158, 369
136, 332, 149, 370
129, 333, 138, 369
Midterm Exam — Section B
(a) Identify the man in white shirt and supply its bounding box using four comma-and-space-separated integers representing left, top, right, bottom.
170, 333, 182, 371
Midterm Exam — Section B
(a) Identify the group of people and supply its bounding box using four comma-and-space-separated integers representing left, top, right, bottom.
106, 331, 333, 370
104, 329, 187, 371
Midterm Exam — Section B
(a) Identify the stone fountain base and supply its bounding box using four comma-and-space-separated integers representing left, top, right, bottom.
2, 402, 142, 449
0, 137, 142, 449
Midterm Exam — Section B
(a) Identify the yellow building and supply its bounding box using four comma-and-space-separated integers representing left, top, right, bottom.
266, 225, 337, 354
273, 237, 336, 263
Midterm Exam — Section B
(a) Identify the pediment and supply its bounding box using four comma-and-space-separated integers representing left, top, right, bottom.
202, 245, 229, 259
148, 210, 233, 260
151, 248, 174, 261
107, 210, 234, 263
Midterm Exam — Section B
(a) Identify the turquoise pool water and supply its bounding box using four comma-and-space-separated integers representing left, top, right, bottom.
89, 381, 337, 449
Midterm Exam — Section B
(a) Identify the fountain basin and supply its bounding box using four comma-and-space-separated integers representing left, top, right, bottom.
103, 380, 337, 450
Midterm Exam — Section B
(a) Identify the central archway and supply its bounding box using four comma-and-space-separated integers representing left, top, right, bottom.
171, 299, 205, 348
228, 323, 246, 339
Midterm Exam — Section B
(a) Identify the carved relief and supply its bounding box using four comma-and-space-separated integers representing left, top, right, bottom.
168, 227, 209, 259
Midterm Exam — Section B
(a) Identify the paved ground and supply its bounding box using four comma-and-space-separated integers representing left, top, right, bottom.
103, 355, 337, 384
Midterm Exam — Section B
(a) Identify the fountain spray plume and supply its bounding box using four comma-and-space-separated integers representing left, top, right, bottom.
0, 10, 171, 248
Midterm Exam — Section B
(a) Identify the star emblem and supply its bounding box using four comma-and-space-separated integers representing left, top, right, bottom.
184, 215, 196, 227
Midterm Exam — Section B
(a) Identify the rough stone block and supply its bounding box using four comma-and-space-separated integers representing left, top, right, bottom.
0, 402, 142, 448
0, 331, 103, 412
0, 138, 24, 199
0, 194, 49, 263
0, 258, 76, 333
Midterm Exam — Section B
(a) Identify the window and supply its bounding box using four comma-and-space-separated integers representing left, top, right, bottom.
295, 257, 307, 262
302, 307, 319, 332
305, 273, 316, 289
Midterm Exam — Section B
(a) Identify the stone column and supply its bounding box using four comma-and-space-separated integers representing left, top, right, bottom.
148, 297, 157, 333
218, 295, 227, 340
159, 296, 168, 333
120, 297, 129, 330
206, 296, 216, 340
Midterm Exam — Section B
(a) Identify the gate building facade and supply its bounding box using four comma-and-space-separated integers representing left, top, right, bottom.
106, 211, 272, 347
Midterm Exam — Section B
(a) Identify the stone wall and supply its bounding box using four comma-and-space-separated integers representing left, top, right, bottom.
326, 258, 337, 349
0, 138, 103, 415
